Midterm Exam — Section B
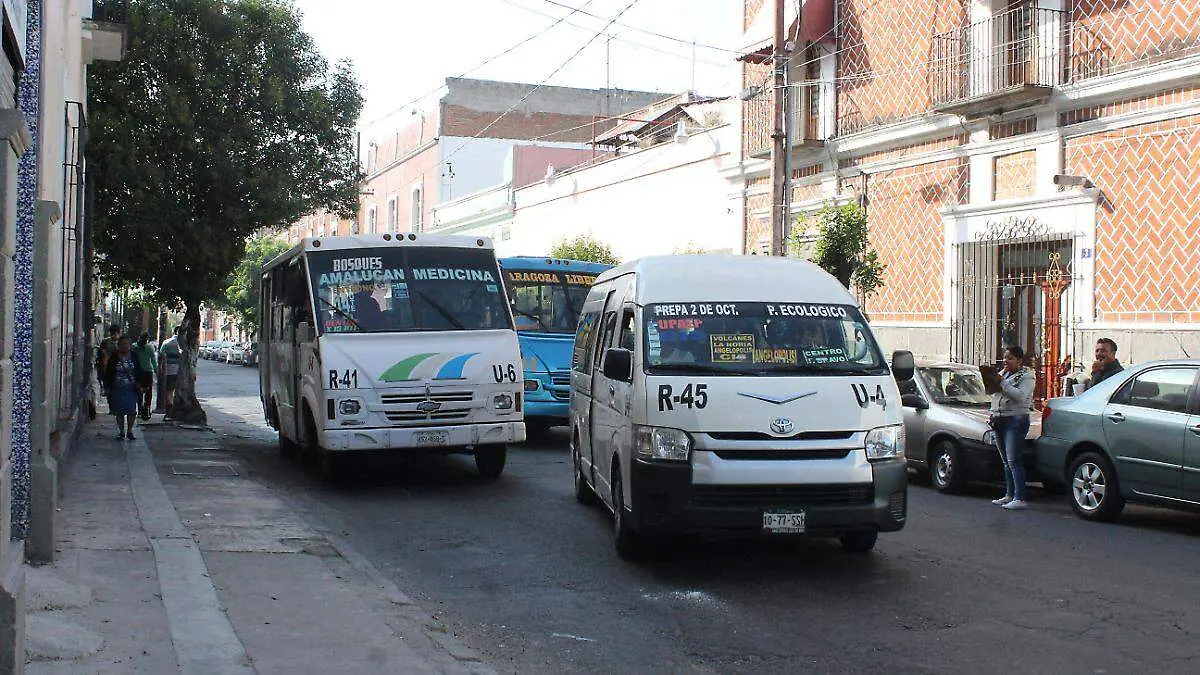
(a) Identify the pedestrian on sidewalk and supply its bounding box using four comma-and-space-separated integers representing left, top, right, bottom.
95, 323, 120, 398
104, 335, 148, 440
1090, 337, 1124, 386
986, 345, 1036, 511
158, 326, 182, 414
132, 332, 158, 420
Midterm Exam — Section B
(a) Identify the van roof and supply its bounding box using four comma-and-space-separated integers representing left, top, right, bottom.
599, 255, 857, 306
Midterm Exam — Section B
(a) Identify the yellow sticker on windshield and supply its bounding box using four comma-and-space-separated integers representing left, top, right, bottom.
710, 334, 754, 363
753, 348, 798, 364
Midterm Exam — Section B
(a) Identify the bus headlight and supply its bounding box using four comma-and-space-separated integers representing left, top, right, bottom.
523, 379, 539, 392
338, 399, 362, 416
635, 426, 691, 462
492, 392, 515, 412
865, 424, 905, 460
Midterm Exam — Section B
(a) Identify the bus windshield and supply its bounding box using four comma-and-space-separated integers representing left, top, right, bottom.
307, 247, 512, 334
644, 302, 887, 376
504, 269, 598, 334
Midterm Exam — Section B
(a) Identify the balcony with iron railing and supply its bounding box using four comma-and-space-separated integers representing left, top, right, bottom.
85, 0, 129, 62
929, 3, 1067, 118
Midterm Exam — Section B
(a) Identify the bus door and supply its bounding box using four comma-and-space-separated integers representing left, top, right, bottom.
274, 258, 308, 440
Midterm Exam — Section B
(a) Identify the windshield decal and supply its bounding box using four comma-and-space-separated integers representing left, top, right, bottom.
564, 274, 597, 286
508, 271, 557, 283
411, 267, 496, 282
766, 304, 851, 318
710, 334, 754, 363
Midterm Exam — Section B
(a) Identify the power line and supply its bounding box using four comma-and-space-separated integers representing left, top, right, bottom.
359, 0, 601, 132
439, 0, 648, 169
534, 0, 739, 53
495, 0, 731, 70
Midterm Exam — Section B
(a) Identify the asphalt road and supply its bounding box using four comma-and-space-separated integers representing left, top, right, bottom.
195, 359, 1200, 674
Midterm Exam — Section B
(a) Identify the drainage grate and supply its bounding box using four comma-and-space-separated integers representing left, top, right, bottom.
169, 462, 240, 478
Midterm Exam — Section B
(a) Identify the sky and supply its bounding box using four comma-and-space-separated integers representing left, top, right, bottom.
292, 0, 741, 142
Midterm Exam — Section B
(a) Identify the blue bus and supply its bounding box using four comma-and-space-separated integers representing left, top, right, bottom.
498, 257, 613, 432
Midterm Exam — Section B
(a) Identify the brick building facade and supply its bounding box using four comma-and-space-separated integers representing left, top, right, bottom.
734, 0, 1200, 388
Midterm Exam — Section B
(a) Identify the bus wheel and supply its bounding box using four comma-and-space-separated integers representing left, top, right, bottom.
274, 402, 298, 459
475, 444, 506, 479
317, 448, 345, 483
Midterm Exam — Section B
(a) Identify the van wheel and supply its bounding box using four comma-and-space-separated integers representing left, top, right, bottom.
929, 439, 967, 494
278, 432, 299, 460
572, 433, 596, 505
839, 529, 878, 553
475, 444, 506, 479
1069, 452, 1124, 522
611, 466, 641, 559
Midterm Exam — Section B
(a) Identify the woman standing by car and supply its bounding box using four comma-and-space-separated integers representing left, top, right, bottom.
104, 335, 148, 440
989, 345, 1036, 510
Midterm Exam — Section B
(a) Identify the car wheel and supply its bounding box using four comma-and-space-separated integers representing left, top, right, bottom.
572, 433, 596, 505
611, 464, 641, 559
929, 439, 967, 494
1069, 451, 1125, 522
839, 529, 878, 553
475, 444, 507, 479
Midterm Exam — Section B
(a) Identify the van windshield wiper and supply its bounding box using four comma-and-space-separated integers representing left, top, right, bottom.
649, 363, 759, 376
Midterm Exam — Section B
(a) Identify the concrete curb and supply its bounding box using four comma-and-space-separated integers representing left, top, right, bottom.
125, 436, 255, 674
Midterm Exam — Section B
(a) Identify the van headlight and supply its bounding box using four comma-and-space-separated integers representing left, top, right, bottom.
983, 429, 998, 447
338, 398, 362, 416
635, 426, 691, 462
491, 392, 515, 412
865, 424, 905, 460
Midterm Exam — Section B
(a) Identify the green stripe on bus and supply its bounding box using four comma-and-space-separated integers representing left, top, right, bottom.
380, 353, 438, 382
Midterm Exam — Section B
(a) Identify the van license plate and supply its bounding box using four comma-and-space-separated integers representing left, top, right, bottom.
414, 431, 449, 447
762, 510, 806, 534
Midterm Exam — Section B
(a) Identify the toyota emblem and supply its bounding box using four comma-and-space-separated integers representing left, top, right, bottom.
770, 417, 794, 435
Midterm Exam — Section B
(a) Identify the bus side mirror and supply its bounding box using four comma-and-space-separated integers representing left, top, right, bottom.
602, 348, 633, 382
891, 350, 915, 382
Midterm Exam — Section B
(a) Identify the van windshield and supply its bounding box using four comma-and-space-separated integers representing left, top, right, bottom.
307, 247, 512, 334
503, 270, 597, 334
643, 302, 887, 375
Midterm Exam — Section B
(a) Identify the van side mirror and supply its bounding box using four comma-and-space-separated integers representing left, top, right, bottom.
891, 350, 915, 382
602, 348, 633, 382
901, 393, 929, 410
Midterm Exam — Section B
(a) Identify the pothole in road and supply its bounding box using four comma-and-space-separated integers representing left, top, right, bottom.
169, 461, 240, 477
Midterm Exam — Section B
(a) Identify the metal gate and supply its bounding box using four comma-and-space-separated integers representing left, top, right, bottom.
950, 217, 1079, 407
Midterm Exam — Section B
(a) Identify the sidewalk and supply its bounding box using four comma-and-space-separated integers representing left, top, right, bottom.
22, 416, 494, 674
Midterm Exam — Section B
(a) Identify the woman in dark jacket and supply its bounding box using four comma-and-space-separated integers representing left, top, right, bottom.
104, 335, 147, 440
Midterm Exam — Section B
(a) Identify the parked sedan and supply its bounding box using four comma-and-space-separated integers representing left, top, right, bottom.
900, 362, 1040, 493
1038, 359, 1200, 522
242, 343, 258, 367
199, 340, 217, 359
227, 343, 246, 364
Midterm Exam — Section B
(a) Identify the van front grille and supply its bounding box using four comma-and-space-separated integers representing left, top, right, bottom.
690, 484, 873, 508
710, 448, 852, 461
706, 430, 856, 442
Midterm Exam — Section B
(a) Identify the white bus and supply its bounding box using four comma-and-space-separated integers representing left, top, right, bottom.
258, 234, 526, 480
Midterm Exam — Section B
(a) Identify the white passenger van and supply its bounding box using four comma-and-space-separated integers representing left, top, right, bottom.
569, 255, 915, 556
259, 234, 525, 480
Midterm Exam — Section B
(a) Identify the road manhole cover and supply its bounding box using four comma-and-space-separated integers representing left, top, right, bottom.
169, 462, 239, 478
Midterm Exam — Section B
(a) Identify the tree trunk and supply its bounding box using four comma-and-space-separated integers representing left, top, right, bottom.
166, 301, 207, 425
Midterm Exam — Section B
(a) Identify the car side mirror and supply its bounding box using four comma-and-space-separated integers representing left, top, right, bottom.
901, 393, 929, 410
891, 350, 915, 382
602, 348, 633, 382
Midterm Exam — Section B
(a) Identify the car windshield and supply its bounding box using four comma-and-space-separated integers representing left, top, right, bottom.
307, 247, 512, 334
504, 269, 597, 334
643, 302, 887, 375
919, 366, 990, 406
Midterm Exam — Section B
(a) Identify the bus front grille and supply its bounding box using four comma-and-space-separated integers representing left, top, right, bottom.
384, 410, 471, 424
381, 391, 473, 405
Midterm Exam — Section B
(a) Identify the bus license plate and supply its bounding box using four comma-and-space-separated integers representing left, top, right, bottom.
414, 431, 449, 447
762, 510, 806, 534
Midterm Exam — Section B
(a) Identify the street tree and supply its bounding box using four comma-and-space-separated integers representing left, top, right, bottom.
88, 0, 363, 423
223, 234, 291, 334
790, 203, 886, 301
550, 234, 621, 265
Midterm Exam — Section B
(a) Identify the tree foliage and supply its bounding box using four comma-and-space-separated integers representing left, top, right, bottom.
223, 234, 291, 333
87, 0, 363, 308
790, 203, 886, 300
550, 234, 621, 265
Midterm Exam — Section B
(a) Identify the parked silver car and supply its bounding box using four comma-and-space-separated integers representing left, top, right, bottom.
1037, 359, 1200, 522
900, 362, 1040, 493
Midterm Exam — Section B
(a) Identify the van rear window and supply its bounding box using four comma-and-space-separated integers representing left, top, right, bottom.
644, 302, 886, 375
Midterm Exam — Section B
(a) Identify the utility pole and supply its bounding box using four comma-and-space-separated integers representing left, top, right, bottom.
768, 0, 789, 256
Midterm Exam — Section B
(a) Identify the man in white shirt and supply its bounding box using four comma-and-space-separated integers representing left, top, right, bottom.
158, 327, 183, 413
